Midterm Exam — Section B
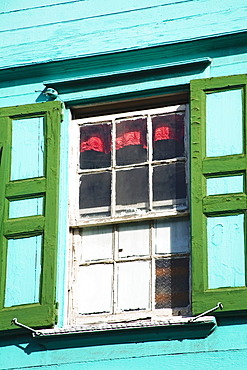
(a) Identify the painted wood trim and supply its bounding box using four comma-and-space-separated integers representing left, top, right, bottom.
202, 156, 246, 174
44, 57, 212, 90
6, 178, 46, 198
191, 74, 247, 315
0, 30, 246, 85
43, 58, 210, 106
1, 1, 247, 71
0, 101, 62, 331
0, 304, 57, 332
3, 216, 45, 236
202, 195, 247, 214
34, 317, 217, 348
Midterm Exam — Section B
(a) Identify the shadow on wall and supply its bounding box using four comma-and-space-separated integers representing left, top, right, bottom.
0, 319, 217, 353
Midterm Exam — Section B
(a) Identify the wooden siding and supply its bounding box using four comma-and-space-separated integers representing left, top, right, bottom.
0, 0, 247, 69
1, 1, 247, 368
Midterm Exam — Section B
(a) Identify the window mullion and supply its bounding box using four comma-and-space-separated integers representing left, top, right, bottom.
111, 119, 116, 218
113, 224, 118, 314
150, 220, 155, 311
147, 114, 153, 211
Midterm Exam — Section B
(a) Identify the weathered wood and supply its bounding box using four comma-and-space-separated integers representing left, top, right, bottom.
0, 1, 247, 68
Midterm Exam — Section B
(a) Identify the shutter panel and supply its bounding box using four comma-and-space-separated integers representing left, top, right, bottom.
191, 74, 247, 315
0, 101, 62, 330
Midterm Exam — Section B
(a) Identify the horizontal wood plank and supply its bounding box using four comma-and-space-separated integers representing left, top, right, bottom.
0, 1, 247, 68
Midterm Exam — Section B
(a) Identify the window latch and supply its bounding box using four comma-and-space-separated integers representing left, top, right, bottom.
190, 302, 223, 322
11, 318, 42, 336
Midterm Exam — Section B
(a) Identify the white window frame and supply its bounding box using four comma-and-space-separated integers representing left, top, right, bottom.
68, 104, 190, 326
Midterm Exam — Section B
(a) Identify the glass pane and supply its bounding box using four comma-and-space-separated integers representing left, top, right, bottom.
117, 261, 150, 311
155, 218, 189, 254
78, 264, 113, 314
118, 222, 150, 258
207, 214, 245, 289
9, 197, 43, 218
80, 123, 111, 169
206, 89, 243, 157
11, 117, 44, 180
5, 235, 42, 307
79, 172, 111, 217
207, 175, 243, 196
155, 257, 189, 309
80, 225, 113, 262
116, 167, 148, 210
153, 163, 186, 208
116, 118, 147, 165
152, 113, 184, 160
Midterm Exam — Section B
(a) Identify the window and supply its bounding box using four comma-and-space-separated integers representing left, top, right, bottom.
0, 102, 62, 331
69, 104, 190, 324
191, 74, 247, 314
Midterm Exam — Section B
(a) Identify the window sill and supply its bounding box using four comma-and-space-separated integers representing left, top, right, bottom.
35, 316, 217, 349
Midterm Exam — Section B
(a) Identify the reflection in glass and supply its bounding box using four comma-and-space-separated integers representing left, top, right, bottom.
118, 222, 150, 258
80, 123, 111, 169
116, 167, 148, 209
80, 225, 113, 262
117, 261, 150, 311
78, 264, 113, 314
155, 257, 189, 308
116, 118, 147, 165
152, 113, 184, 160
153, 163, 186, 204
79, 172, 111, 216
155, 218, 189, 254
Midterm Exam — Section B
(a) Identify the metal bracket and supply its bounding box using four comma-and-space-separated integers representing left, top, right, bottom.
189, 302, 223, 322
43, 88, 58, 99
11, 318, 42, 337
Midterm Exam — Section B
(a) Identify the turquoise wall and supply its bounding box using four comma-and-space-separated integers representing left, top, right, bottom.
1, 318, 247, 369
1, 0, 247, 368
0, 0, 247, 68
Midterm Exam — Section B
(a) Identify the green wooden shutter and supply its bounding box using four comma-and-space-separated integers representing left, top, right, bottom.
191, 74, 247, 315
0, 101, 62, 331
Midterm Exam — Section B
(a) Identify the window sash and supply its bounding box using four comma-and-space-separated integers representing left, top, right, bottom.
69, 104, 190, 323
71, 105, 189, 227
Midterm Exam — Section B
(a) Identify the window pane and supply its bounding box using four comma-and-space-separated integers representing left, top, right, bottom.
207, 175, 243, 196
116, 118, 147, 165
152, 113, 184, 160
154, 218, 189, 254
11, 117, 44, 180
153, 163, 186, 207
5, 235, 42, 307
9, 197, 43, 218
116, 167, 148, 210
79, 172, 111, 216
206, 89, 243, 157
78, 264, 113, 314
117, 261, 150, 311
155, 257, 189, 309
118, 222, 150, 258
207, 214, 245, 289
80, 225, 113, 262
80, 123, 111, 169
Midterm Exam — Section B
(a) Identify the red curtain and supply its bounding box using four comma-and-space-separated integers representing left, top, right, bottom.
80, 124, 111, 154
